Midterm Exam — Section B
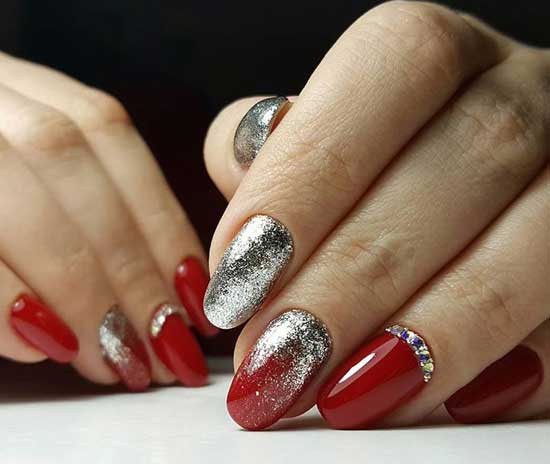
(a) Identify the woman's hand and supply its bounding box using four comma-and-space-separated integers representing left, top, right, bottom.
0, 51, 217, 390
204, 1, 550, 429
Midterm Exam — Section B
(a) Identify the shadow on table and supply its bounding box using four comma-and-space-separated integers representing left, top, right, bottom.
0, 356, 233, 404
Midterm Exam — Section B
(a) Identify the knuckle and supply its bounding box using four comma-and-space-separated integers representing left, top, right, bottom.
276, 121, 362, 199
109, 246, 161, 299
60, 240, 99, 288
75, 88, 131, 131
361, 1, 471, 85
449, 86, 541, 184
18, 106, 84, 153
443, 266, 521, 346
324, 232, 407, 313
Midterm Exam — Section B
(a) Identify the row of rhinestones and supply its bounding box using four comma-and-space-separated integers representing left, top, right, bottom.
386, 325, 435, 382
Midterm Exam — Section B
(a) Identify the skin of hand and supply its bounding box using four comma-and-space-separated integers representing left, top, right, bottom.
204, 1, 550, 429
0, 51, 217, 390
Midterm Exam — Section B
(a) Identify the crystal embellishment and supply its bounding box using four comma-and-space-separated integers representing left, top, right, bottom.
385, 324, 435, 383
150, 304, 181, 338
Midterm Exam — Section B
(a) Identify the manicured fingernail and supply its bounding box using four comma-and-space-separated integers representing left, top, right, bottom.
99, 306, 151, 392
445, 345, 542, 424
204, 215, 294, 329
317, 325, 435, 429
227, 309, 332, 430
149, 303, 209, 387
234, 96, 289, 167
10, 294, 79, 363
174, 257, 219, 338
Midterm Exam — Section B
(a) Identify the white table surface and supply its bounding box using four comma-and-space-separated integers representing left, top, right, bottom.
1, 357, 548, 464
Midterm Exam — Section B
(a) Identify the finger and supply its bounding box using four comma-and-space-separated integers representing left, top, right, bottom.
444, 319, 549, 424
204, 1, 512, 329
204, 96, 292, 200
0, 51, 217, 340
0, 138, 132, 385
0, 84, 208, 385
224, 46, 550, 429
0, 258, 64, 363
317, 167, 549, 429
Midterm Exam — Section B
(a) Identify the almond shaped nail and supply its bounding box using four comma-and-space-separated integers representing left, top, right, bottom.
149, 303, 209, 387
10, 294, 79, 363
234, 96, 289, 166
174, 257, 219, 338
227, 309, 332, 430
204, 214, 294, 329
317, 325, 434, 429
99, 306, 151, 392
445, 345, 543, 424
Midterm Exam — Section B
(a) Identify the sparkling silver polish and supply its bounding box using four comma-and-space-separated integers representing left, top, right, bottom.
246, 309, 332, 379
99, 306, 150, 389
233, 96, 289, 167
149, 303, 181, 338
230, 309, 332, 430
204, 214, 294, 329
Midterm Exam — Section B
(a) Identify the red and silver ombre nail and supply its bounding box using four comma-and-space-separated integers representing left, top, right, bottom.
227, 309, 332, 431
99, 306, 151, 392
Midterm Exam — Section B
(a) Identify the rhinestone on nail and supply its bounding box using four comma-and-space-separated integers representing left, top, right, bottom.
386, 324, 435, 382
150, 303, 181, 338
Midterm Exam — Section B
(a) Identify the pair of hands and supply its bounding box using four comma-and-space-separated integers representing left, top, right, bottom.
2, 2, 549, 430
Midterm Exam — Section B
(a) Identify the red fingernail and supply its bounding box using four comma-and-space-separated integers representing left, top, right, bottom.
99, 306, 151, 392
227, 310, 332, 430
10, 294, 79, 363
445, 345, 543, 424
317, 326, 434, 429
174, 257, 219, 338
149, 303, 209, 387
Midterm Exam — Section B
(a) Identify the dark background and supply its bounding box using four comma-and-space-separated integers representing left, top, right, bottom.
0, 1, 547, 352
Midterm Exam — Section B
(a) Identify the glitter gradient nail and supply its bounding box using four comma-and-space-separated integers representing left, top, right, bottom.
149, 303, 209, 387
227, 309, 332, 430
234, 96, 289, 166
204, 215, 294, 329
99, 306, 151, 392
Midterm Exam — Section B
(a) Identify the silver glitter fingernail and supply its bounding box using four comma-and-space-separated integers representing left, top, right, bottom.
99, 306, 151, 392
227, 309, 332, 430
204, 214, 294, 329
234, 96, 289, 167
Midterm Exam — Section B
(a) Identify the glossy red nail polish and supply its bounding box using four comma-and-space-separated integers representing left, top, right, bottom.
10, 294, 79, 363
99, 307, 151, 392
174, 257, 219, 337
445, 346, 543, 424
149, 303, 208, 387
317, 332, 426, 429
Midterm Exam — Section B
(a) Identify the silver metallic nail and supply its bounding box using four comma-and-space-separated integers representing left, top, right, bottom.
99, 306, 151, 391
227, 309, 332, 430
234, 96, 289, 167
204, 214, 294, 329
